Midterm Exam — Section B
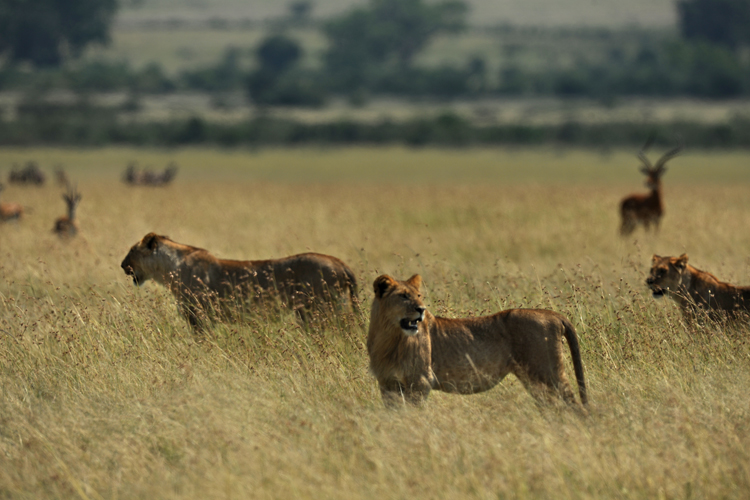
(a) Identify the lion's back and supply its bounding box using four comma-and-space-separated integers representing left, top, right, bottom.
271, 252, 356, 290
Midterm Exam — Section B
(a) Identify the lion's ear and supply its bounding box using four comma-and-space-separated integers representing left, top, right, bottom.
406, 274, 422, 290
143, 232, 160, 251
373, 275, 397, 298
652, 254, 661, 263
675, 254, 688, 269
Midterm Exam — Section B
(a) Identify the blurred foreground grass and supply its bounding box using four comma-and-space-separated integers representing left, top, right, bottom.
0, 147, 749, 498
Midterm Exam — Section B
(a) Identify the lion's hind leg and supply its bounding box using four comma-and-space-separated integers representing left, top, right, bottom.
510, 358, 577, 406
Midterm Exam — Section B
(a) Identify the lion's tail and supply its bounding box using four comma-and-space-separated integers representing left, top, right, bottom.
562, 319, 588, 405
343, 266, 360, 312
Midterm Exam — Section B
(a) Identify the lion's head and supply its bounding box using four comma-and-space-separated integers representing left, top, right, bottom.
121, 232, 171, 286
372, 274, 426, 336
646, 254, 688, 298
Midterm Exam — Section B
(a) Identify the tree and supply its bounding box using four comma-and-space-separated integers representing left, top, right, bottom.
0, 0, 118, 67
677, 0, 750, 49
323, 0, 468, 89
256, 35, 301, 75
288, 1, 313, 24
247, 34, 325, 107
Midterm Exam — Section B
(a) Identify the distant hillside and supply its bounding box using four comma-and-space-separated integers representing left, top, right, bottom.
117, 0, 677, 28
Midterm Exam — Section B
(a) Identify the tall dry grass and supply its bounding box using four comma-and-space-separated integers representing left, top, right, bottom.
0, 147, 749, 499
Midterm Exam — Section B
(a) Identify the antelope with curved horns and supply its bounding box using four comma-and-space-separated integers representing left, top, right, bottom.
0, 183, 23, 221
53, 184, 82, 237
619, 141, 682, 236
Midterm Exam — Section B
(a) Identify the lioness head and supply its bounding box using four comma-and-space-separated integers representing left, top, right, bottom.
646, 254, 688, 298
372, 274, 426, 336
121, 232, 169, 286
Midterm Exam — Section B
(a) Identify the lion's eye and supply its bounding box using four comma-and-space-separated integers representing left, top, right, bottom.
399, 293, 409, 299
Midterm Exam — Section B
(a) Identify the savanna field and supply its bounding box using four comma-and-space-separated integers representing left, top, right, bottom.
1, 146, 750, 498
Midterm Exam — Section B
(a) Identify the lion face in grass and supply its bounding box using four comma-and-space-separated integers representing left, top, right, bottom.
372, 274, 426, 336
646, 254, 688, 299
120, 232, 173, 286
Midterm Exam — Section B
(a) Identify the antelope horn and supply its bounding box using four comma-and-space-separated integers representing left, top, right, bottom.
637, 150, 653, 170
637, 134, 656, 170
64, 183, 81, 204
655, 145, 682, 172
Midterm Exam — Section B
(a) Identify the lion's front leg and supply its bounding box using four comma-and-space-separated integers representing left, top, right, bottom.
680, 306, 697, 328
179, 300, 210, 333
378, 379, 406, 409
378, 377, 431, 409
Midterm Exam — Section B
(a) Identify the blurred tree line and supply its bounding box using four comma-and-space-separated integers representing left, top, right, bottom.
0, 0, 117, 66
5, 105, 750, 148
1, 0, 750, 103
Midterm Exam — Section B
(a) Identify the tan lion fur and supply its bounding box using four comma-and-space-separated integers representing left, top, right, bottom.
366, 274, 587, 408
121, 233, 358, 331
647, 254, 750, 320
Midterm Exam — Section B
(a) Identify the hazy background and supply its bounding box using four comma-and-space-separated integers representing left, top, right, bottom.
0, 0, 748, 148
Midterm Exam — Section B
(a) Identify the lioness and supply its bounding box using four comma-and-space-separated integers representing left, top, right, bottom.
647, 254, 750, 320
367, 274, 587, 408
121, 233, 358, 330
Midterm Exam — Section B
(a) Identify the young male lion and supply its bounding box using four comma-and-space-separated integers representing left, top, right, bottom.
367, 274, 587, 408
647, 254, 750, 320
121, 233, 358, 331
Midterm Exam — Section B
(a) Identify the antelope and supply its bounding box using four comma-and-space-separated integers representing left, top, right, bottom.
0, 183, 23, 221
160, 162, 179, 185
619, 142, 682, 235
9, 161, 46, 185
53, 184, 82, 237
123, 161, 138, 184
54, 165, 69, 187
122, 162, 178, 186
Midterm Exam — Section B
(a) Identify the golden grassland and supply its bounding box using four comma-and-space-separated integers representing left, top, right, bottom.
1, 146, 750, 499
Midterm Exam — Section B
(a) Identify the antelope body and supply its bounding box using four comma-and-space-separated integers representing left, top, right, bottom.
619, 143, 681, 235
53, 185, 81, 237
0, 184, 23, 221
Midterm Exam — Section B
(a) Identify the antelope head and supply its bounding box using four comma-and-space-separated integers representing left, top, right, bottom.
638, 141, 682, 189
63, 184, 82, 221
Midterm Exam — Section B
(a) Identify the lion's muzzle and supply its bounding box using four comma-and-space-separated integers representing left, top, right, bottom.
121, 257, 141, 285
400, 307, 425, 335
646, 277, 665, 298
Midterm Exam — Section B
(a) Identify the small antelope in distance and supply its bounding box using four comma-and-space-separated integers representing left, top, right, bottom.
54, 165, 69, 187
9, 161, 46, 186
0, 183, 23, 221
123, 161, 178, 187
619, 141, 682, 235
53, 184, 82, 237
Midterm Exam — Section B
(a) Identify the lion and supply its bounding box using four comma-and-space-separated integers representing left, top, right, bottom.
647, 254, 750, 320
121, 233, 358, 331
366, 274, 587, 408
